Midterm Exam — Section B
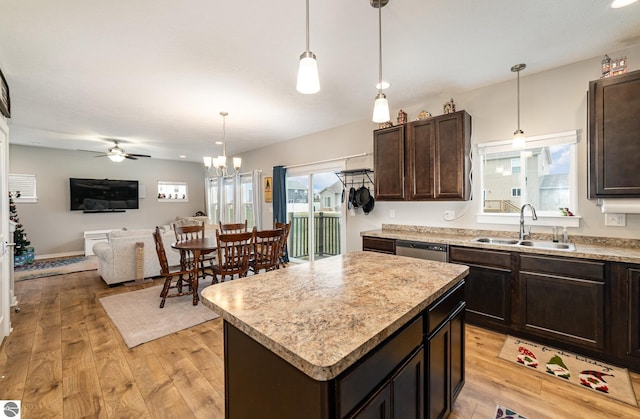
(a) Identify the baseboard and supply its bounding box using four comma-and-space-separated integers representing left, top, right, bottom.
34, 251, 85, 260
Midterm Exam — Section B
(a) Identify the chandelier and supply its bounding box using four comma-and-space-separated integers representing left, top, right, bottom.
203, 112, 242, 176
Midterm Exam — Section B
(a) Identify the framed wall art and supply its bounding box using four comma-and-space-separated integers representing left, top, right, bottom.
264, 176, 273, 203
0, 67, 10, 118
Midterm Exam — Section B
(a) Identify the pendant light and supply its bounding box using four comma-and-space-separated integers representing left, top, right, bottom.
203, 112, 242, 176
511, 63, 526, 148
372, 0, 390, 123
296, 0, 320, 94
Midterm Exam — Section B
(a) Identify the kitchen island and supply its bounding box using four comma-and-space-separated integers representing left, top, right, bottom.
201, 251, 469, 419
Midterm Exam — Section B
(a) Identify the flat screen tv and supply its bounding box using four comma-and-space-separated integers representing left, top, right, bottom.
70, 178, 139, 212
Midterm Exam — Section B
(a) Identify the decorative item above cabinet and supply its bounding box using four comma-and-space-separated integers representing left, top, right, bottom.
373, 110, 472, 201
588, 69, 640, 198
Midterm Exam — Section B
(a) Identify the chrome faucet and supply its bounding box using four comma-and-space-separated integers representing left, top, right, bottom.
519, 203, 538, 240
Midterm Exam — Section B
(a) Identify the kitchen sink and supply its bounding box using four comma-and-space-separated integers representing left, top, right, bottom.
473, 237, 520, 245
471, 237, 576, 251
518, 240, 576, 251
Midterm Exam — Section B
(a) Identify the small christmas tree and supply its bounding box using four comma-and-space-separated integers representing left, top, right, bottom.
9, 191, 31, 256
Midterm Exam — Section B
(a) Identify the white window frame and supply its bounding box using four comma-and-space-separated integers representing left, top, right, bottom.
477, 130, 580, 227
157, 181, 188, 202
9, 173, 37, 203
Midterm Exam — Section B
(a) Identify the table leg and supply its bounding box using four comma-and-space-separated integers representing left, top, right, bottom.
191, 249, 200, 305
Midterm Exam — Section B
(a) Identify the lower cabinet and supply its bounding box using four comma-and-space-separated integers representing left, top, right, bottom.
448, 246, 512, 331
518, 254, 606, 350
352, 347, 424, 419
426, 303, 465, 419
611, 264, 640, 371
362, 236, 396, 254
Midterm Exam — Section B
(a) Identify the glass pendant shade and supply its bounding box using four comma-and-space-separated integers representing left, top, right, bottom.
217, 155, 227, 168
203, 156, 212, 168
372, 92, 390, 123
297, 51, 320, 94
233, 157, 242, 170
611, 0, 638, 8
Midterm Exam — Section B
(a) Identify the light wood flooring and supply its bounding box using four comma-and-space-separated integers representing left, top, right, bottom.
1, 269, 640, 418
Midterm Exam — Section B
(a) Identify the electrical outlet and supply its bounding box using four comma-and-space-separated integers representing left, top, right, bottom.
444, 210, 455, 221
389, 209, 396, 218
605, 213, 626, 226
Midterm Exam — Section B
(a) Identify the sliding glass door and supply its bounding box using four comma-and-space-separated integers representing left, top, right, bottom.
286, 164, 345, 263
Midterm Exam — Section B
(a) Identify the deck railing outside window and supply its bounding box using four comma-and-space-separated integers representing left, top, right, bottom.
288, 211, 340, 259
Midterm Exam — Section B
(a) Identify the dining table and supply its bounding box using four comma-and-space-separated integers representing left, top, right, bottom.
171, 237, 218, 302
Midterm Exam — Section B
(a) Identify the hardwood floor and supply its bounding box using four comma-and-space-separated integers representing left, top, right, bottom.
1, 269, 639, 418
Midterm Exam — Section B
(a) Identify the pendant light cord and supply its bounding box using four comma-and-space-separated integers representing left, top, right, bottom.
516, 70, 521, 132
305, 0, 310, 52
378, 1, 383, 94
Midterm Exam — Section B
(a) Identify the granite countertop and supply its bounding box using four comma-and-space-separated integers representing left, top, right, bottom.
362, 225, 640, 264
201, 251, 468, 381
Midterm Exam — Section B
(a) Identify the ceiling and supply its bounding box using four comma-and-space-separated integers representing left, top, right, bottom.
1, 0, 639, 162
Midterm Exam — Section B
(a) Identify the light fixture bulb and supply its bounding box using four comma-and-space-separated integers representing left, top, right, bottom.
372, 92, 390, 123
611, 0, 638, 8
108, 154, 125, 163
512, 129, 525, 148
297, 51, 320, 94
233, 157, 242, 171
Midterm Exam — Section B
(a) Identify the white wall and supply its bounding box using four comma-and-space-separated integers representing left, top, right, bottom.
9, 145, 208, 257
240, 45, 640, 252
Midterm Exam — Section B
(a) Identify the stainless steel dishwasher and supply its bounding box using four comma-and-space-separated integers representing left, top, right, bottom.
395, 240, 448, 262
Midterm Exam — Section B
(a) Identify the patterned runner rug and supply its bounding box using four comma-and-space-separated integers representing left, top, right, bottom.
499, 335, 638, 407
14, 256, 97, 281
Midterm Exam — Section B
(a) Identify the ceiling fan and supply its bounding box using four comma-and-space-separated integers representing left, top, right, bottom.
84, 140, 151, 162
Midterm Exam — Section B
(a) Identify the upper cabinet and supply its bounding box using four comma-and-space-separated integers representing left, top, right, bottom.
374, 110, 472, 201
588, 69, 640, 198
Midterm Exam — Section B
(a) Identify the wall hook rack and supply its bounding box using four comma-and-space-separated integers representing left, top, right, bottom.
335, 168, 374, 188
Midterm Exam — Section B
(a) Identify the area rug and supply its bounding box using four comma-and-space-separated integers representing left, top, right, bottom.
499, 335, 638, 407
14, 256, 97, 281
99, 283, 219, 348
495, 404, 527, 419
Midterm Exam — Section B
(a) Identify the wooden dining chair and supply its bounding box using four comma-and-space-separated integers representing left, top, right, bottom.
153, 226, 198, 308
212, 229, 254, 284
173, 221, 214, 277
250, 227, 284, 274
274, 221, 291, 268
219, 220, 248, 234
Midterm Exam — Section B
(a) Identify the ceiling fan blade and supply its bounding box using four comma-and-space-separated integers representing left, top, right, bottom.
126, 153, 151, 158
124, 155, 138, 160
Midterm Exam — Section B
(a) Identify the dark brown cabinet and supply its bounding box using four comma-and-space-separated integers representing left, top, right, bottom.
374, 110, 471, 201
362, 236, 395, 254
611, 264, 640, 372
518, 254, 606, 351
426, 302, 465, 419
448, 246, 512, 331
588, 69, 640, 198
373, 124, 405, 200
352, 347, 424, 419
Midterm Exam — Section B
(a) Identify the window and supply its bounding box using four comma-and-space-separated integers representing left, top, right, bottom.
206, 171, 261, 230
511, 158, 521, 174
157, 181, 188, 201
477, 130, 579, 226
9, 173, 37, 203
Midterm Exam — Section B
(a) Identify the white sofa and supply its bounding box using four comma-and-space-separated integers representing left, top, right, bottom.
93, 226, 181, 285
93, 220, 219, 286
